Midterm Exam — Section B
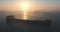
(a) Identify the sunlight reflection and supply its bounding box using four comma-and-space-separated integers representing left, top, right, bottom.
23, 11, 27, 20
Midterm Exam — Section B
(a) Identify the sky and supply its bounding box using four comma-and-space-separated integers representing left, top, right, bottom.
0, 0, 60, 20
0, 0, 60, 10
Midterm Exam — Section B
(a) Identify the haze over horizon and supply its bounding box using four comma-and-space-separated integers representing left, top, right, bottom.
0, 0, 60, 10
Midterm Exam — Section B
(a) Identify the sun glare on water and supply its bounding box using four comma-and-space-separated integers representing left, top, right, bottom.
21, 2, 29, 20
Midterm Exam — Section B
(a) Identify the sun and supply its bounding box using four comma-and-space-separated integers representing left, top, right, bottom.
21, 2, 29, 10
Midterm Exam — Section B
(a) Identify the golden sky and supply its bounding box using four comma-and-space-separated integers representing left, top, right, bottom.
0, 0, 60, 10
